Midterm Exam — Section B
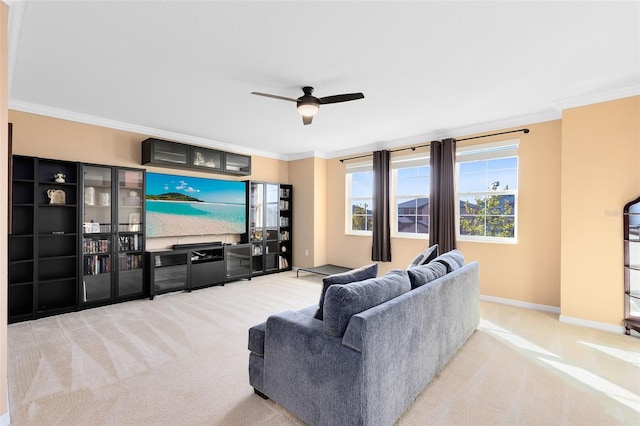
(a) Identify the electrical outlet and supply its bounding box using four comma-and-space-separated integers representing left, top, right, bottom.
305, 249, 309, 256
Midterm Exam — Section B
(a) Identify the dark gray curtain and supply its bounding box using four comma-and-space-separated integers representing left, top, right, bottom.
429, 138, 457, 252
372, 150, 392, 261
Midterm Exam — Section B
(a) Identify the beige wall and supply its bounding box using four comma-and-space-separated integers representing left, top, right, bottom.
325, 120, 563, 308
560, 96, 640, 325
1, 2, 9, 422
313, 157, 328, 267
7, 110, 289, 250
289, 157, 316, 268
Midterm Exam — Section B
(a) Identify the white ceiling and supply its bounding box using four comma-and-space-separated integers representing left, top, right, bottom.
6, 0, 640, 160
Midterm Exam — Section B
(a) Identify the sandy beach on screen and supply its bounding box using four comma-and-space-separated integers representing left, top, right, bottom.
146, 211, 243, 237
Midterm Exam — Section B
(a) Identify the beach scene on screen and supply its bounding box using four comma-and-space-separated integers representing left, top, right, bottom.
145, 172, 246, 238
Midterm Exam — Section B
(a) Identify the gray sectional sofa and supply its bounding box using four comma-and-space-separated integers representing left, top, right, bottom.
248, 250, 480, 426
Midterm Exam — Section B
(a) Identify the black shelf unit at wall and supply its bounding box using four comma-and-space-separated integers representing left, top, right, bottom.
8, 156, 79, 322
243, 181, 293, 276
624, 196, 640, 335
8, 155, 147, 324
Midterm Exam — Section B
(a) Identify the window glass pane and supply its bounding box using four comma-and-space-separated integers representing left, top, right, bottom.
351, 198, 373, 231
394, 164, 429, 236
352, 171, 373, 198
459, 195, 515, 238
347, 169, 373, 233
487, 157, 518, 190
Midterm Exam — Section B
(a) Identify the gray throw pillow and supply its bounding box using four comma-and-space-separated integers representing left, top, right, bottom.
313, 263, 378, 320
323, 269, 411, 337
408, 244, 439, 268
407, 261, 448, 289
433, 249, 465, 273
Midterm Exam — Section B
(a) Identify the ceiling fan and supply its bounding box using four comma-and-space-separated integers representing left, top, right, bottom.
251, 86, 365, 125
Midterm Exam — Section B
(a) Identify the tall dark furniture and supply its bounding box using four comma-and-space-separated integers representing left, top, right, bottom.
8, 156, 79, 322
624, 196, 640, 335
244, 181, 292, 276
81, 165, 145, 307
8, 155, 146, 323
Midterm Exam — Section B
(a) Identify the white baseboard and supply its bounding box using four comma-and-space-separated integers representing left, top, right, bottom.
559, 315, 626, 334
480, 294, 560, 314
480, 294, 626, 334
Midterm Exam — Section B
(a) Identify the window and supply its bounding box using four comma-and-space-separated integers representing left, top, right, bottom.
345, 163, 373, 235
344, 140, 519, 243
457, 141, 519, 242
391, 153, 430, 238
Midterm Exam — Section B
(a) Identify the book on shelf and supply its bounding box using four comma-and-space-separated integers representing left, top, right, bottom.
279, 256, 289, 269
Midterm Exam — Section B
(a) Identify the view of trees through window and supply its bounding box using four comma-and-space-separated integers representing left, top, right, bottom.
349, 170, 373, 232
458, 157, 517, 239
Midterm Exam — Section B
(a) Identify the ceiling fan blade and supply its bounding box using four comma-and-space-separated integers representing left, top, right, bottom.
251, 92, 297, 102
302, 115, 313, 125
318, 93, 364, 104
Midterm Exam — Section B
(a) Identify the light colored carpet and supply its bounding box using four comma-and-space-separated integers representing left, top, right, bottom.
7, 271, 640, 425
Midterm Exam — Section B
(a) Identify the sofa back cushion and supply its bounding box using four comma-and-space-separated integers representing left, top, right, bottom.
314, 263, 378, 320
323, 269, 411, 337
433, 249, 465, 273
407, 244, 439, 268
407, 261, 448, 289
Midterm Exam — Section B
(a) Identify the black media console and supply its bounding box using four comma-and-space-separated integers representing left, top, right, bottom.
145, 242, 252, 299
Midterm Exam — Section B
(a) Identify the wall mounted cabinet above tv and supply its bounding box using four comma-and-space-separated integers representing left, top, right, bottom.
141, 138, 251, 176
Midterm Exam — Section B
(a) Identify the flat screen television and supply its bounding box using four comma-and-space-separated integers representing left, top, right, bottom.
145, 172, 246, 238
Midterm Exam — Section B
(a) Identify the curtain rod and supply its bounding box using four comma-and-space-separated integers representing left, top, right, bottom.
339, 128, 530, 163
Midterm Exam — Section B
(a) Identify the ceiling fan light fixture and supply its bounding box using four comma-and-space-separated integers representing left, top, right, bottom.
297, 101, 319, 117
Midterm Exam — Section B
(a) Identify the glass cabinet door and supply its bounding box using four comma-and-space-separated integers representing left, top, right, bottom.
82, 165, 113, 303
117, 169, 144, 297
266, 184, 279, 227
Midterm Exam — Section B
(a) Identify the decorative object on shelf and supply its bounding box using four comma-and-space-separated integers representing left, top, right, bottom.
84, 187, 96, 205
54, 171, 66, 183
128, 213, 141, 231
99, 192, 110, 206
47, 189, 66, 204
125, 190, 140, 206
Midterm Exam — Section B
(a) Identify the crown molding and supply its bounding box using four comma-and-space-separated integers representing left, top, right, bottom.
8, 100, 287, 160
555, 85, 640, 111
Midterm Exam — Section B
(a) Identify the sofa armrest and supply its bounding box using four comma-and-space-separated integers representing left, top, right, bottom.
263, 310, 363, 426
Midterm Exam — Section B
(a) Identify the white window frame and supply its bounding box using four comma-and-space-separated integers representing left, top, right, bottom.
391, 152, 430, 239
456, 139, 519, 244
345, 161, 374, 236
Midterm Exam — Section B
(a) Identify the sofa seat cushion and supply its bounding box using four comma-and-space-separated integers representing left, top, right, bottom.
407, 244, 439, 268
433, 249, 465, 273
314, 263, 378, 320
323, 269, 411, 337
407, 261, 448, 289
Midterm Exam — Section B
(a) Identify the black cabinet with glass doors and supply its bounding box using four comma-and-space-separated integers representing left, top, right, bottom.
244, 181, 293, 276
141, 138, 251, 176
81, 165, 145, 307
